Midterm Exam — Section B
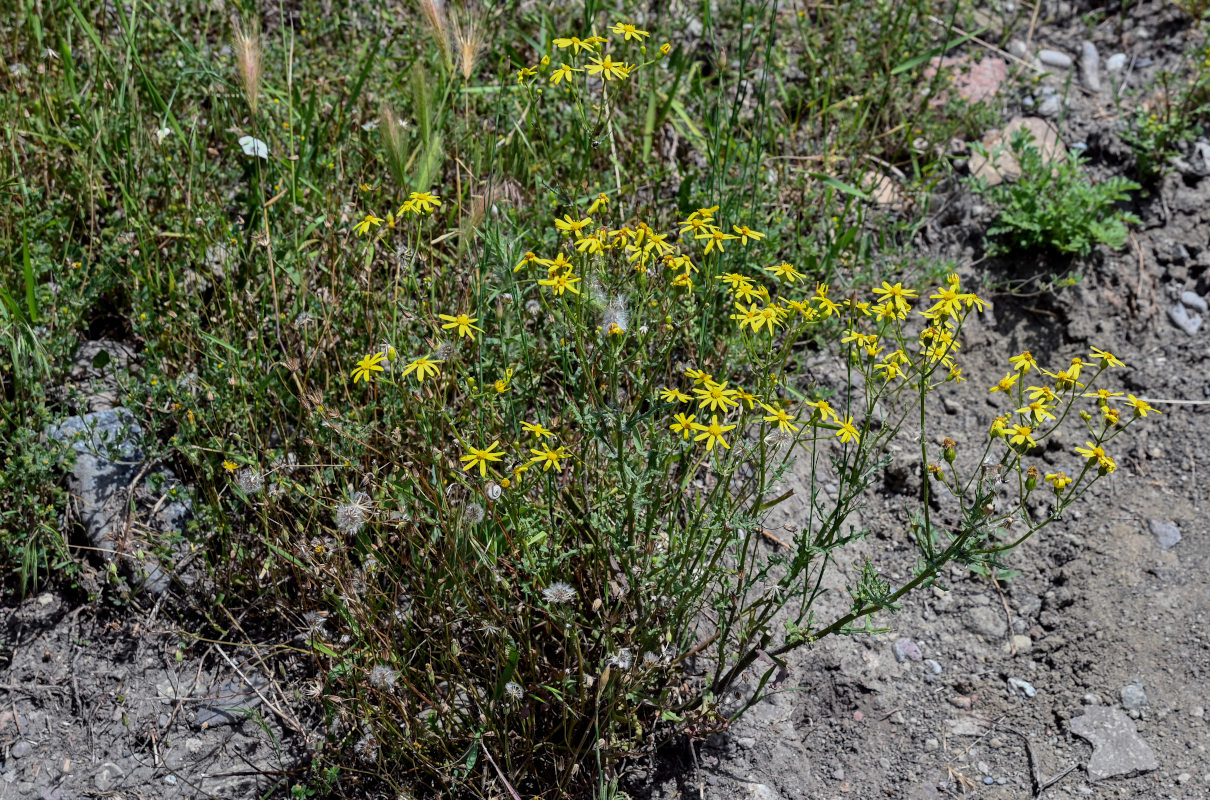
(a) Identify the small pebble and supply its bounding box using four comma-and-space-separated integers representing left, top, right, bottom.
832, 767, 846, 781
893, 637, 923, 662
1038, 49, 1074, 69
1080, 41, 1101, 92
923, 659, 943, 675
1167, 303, 1203, 335
1149, 519, 1182, 550
1038, 95, 1062, 118
1106, 53, 1128, 72
10, 741, 32, 759
1083, 693, 1100, 705
923, 738, 940, 751
1008, 40, 1028, 59
1120, 683, 1148, 710
1180, 291, 1208, 313
165, 775, 178, 785
1008, 677, 1037, 698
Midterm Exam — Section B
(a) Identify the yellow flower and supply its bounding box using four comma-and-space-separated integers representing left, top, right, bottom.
408, 191, 441, 213
538, 271, 582, 296
1089, 346, 1124, 368
733, 282, 767, 304
516, 66, 538, 83
659, 387, 691, 403
585, 54, 631, 80
764, 262, 805, 282
586, 193, 609, 215
438, 312, 483, 340
871, 281, 918, 315
353, 214, 384, 236
684, 368, 713, 385
761, 403, 799, 434
1075, 441, 1115, 472
554, 214, 592, 235
731, 225, 765, 245
521, 421, 555, 439
731, 302, 763, 334
670, 412, 697, 440
1123, 394, 1159, 418
222, 460, 239, 472
835, 416, 860, 444
514, 251, 541, 272
990, 372, 1018, 393
694, 380, 740, 412
806, 400, 839, 424
696, 227, 737, 255
734, 388, 760, 409
1016, 400, 1056, 423
351, 351, 388, 383
460, 441, 505, 477
1009, 424, 1036, 448
550, 63, 581, 84
659, 43, 671, 56
693, 414, 736, 451
875, 360, 904, 381
1083, 388, 1123, 404
812, 283, 841, 316
610, 21, 650, 40
1009, 351, 1038, 373
528, 443, 569, 472
399, 355, 442, 383
543, 252, 574, 273
1044, 471, 1073, 490
553, 36, 599, 55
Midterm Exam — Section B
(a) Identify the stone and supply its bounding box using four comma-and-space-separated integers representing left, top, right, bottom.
923, 737, 940, 751
1006, 634, 1032, 654
1180, 291, 1208, 313
1149, 519, 1182, 550
10, 741, 32, 758
1038, 94, 1061, 118
1119, 683, 1148, 710
923, 659, 943, 675
193, 673, 269, 728
1038, 49, 1073, 69
970, 118, 1067, 186
94, 761, 126, 792
1080, 41, 1101, 92
1106, 53, 1127, 72
893, 637, 923, 662
923, 56, 1008, 104
966, 606, 1003, 638
1167, 303, 1202, 335
1070, 706, 1159, 780
1008, 677, 1037, 698
1007, 40, 1028, 59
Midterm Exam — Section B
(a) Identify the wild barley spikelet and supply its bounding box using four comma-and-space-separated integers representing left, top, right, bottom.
232, 21, 263, 115
450, 9, 485, 81
542, 582, 576, 604
335, 491, 373, 535
416, 0, 451, 67
368, 664, 398, 690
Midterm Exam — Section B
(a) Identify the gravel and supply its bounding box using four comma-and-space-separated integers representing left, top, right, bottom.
1038, 49, 1073, 69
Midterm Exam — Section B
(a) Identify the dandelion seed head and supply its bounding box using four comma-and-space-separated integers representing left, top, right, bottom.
368, 664, 398, 690
504, 681, 524, 700
525, 299, 541, 317
463, 502, 485, 524
353, 733, 379, 763
542, 581, 576, 604
335, 491, 373, 535
608, 648, 633, 670
237, 468, 264, 495
434, 340, 456, 361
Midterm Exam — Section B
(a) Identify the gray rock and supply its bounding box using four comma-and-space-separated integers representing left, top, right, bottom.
1038, 49, 1073, 69
1038, 94, 1062, 118
1070, 706, 1159, 780
923, 737, 940, 751
16, 782, 34, 795
1080, 41, 1101, 92
1149, 519, 1182, 550
37, 789, 64, 800
193, 673, 269, 728
10, 741, 32, 759
893, 637, 923, 662
923, 659, 943, 675
1180, 291, 1208, 313
1008, 677, 1037, 698
94, 761, 126, 792
1007, 40, 1028, 59
745, 782, 780, 800
1167, 303, 1203, 335
1120, 683, 1148, 710
1106, 53, 1127, 73
966, 606, 1003, 639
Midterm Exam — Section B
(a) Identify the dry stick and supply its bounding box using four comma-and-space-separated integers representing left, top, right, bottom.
481, 744, 522, 800
1024, 0, 1042, 55
211, 644, 305, 739
990, 572, 1017, 656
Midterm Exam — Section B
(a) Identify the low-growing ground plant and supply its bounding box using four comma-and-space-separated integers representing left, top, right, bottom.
970, 128, 1141, 257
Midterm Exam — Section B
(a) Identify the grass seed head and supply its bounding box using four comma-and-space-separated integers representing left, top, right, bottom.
232, 21, 263, 115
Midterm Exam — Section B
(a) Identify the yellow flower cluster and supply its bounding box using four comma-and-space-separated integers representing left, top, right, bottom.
353, 190, 442, 236
516, 22, 670, 86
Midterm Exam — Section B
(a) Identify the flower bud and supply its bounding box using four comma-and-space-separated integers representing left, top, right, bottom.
660, 43, 671, 56
942, 437, 956, 463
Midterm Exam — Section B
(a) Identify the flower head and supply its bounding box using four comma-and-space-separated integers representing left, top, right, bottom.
400, 355, 442, 383
438, 312, 483, 340
692, 414, 736, 451
353, 213, 384, 236
543, 582, 577, 604
460, 441, 505, 477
